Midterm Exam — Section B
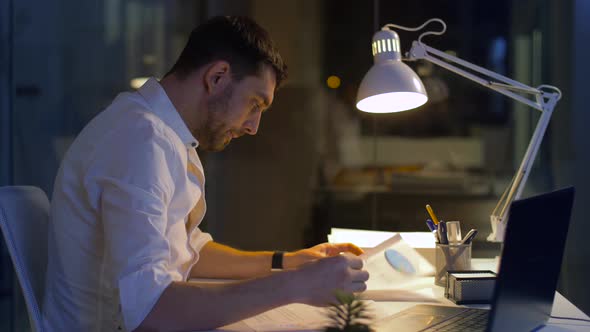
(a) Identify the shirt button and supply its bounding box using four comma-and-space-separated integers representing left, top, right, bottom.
191, 142, 197, 147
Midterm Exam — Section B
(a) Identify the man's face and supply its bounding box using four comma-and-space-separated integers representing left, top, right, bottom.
197, 65, 276, 151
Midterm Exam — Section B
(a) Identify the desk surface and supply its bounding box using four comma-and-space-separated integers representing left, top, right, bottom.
213, 291, 590, 332
207, 259, 590, 332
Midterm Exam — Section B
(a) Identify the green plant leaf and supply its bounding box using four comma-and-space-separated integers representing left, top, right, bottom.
329, 311, 348, 323
324, 326, 343, 332
325, 291, 373, 331
334, 290, 355, 304
330, 304, 347, 316
348, 323, 372, 332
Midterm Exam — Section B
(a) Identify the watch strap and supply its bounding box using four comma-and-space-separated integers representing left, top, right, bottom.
271, 251, 285, 270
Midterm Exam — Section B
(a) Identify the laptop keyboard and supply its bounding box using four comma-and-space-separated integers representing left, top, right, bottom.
422, 309, 489, 332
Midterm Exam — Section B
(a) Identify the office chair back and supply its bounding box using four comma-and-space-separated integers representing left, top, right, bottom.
0, 186, 50, 332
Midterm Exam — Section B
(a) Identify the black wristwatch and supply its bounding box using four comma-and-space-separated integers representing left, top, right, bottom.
271, 251, 285, 270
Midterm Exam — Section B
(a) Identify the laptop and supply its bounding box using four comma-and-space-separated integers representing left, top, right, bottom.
378, 187, 575, 332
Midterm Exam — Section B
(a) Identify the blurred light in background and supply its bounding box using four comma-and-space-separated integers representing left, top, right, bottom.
130, 77, 150, 89
326, 75, 341, 89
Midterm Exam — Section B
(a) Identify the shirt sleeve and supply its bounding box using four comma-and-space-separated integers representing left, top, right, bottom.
189, 227, 213, 265
91, 119, 180, 331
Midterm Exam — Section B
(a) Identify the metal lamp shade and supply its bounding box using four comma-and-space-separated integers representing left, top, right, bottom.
356, 60, 428, 113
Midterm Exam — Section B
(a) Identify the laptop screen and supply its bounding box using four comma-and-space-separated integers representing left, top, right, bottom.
487, 187, 575, 332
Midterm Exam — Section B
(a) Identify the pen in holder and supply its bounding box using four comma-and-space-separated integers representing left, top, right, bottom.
434, 243, 472, 286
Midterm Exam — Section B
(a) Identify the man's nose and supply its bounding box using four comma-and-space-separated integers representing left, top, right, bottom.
244, 112, 262, 135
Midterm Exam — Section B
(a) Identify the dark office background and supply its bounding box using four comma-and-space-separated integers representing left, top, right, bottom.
1, 0, 589, 330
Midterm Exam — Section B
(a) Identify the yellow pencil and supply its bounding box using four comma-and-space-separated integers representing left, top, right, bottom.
426, 204, 440, 225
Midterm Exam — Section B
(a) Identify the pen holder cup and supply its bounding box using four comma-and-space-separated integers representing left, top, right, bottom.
434, 243, 472, 286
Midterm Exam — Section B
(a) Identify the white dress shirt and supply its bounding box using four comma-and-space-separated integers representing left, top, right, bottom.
43, 78, 212, 331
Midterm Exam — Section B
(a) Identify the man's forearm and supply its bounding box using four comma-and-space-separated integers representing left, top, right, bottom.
138, 253, 369, 331
191, 241, 280, 279
136, 270, 299, 331
191, 241, 365, 280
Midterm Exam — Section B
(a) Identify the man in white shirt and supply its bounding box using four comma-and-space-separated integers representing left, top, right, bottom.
43, 16, 368, 332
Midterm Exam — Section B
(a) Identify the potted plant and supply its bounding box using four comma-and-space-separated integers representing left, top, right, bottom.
324, 291, 374, 332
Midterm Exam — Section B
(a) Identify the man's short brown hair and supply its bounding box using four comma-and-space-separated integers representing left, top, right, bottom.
167, 16, 288, 89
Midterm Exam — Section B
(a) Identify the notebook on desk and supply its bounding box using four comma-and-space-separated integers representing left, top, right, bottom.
377, 187, 575, 332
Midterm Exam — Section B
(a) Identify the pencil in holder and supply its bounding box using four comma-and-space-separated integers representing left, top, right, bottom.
434, 243, 472, 286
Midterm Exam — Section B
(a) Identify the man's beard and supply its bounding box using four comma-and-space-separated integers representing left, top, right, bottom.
197, 85, 234, 152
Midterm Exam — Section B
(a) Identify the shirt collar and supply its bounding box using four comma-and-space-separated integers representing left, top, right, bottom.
137, 77, 199, 149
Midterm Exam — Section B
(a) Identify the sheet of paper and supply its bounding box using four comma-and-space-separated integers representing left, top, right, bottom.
358, 233, 435, 292
329, 228, 396, 248
359, 233, 403, 259
242, 301, 390, 332
329, 228, 435, 249
359, 288, 439, 302
242, 303, 328, 331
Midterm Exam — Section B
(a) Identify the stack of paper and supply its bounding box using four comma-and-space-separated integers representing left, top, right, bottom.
242, 301, 396, 332
242, 303, 329, 331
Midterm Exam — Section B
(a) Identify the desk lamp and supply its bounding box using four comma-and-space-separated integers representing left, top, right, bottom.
356, 18, 562, 242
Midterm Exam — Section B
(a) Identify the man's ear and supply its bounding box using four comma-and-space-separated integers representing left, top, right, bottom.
203, 61, 231, 94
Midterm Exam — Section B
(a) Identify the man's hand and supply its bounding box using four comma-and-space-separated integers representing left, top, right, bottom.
290, 254, 369, 306
284, 243, 364, 269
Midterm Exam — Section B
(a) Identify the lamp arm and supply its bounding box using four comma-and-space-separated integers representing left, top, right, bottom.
406, 40, 561, 241
408, 41, 548, 111
497, 103, 553, 220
